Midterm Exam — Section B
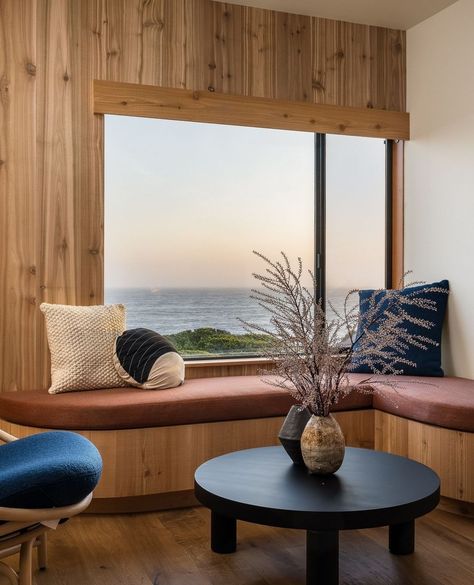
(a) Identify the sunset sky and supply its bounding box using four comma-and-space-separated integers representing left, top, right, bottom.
105, 115, 385, 291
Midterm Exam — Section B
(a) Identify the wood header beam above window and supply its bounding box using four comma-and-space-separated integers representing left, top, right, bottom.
94, 81, 410, 141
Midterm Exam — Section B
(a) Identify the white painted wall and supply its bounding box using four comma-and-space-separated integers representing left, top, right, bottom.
406, 0, 474, 378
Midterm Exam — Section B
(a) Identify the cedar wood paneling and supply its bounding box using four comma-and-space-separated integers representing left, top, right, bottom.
0, 0, 406, 391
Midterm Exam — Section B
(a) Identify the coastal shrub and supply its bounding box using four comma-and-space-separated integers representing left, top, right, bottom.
165, 328, 271, 356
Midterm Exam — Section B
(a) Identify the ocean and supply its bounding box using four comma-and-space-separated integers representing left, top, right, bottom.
104, 287, 349, 335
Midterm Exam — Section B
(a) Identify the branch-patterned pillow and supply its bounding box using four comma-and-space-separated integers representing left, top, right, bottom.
113, 328, 185, 390
40, 303, 127, 394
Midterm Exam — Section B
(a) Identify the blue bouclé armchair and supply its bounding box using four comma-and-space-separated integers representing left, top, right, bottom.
0, 429, 102, 584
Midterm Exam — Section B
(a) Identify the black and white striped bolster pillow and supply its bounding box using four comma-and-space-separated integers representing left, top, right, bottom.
113, 328, 184, 390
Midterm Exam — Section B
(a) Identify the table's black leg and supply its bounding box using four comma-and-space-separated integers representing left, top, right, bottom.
211, 510, 237, 554
389, 520, 415, 555
306, 530, 339, 585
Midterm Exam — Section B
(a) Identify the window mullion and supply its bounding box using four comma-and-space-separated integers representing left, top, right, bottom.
315, 133, 326, 311
385, 139, 394, 289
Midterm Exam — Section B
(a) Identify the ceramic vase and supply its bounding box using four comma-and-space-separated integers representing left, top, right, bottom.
300, 414, 345, 474
278, 405, 311, 465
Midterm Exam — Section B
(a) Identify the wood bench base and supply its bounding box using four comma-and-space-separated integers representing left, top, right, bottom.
375, 411, 474, 502
1, 409, 472, 512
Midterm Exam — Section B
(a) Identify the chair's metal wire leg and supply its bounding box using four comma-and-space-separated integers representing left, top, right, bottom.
19, 538, 35, 585
37, 533, 47, 570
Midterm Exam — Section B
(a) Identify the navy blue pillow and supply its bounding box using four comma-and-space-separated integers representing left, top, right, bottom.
0, 431, 102, 509
351, 280, 449, 377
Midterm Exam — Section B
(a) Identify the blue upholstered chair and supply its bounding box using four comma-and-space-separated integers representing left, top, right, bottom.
0, 429, 102, 585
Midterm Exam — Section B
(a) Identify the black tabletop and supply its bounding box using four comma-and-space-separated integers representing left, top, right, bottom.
194, 447, 440, 531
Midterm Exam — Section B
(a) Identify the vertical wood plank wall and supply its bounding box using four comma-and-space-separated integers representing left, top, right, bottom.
0, 0, 406, 392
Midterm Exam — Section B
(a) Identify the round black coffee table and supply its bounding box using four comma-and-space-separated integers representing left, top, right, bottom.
194, 446, 440, 585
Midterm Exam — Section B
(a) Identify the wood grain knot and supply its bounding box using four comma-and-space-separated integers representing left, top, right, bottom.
0, 160, 4, 167
339, 124, 346, 131
0, 76, 10, 100
207, 86, 215, 92
26, 62, 36, 76
312, 79, 325, 91
121, 101, 127, 106
375, 123, 382, 130
29, 266, 36, 275
89, 249, 99, 255
144, 19, 164, 31
208, 62, 216, 70
367, 101, 374, 109
63, 72, 70, 82
336, 49, 344, 59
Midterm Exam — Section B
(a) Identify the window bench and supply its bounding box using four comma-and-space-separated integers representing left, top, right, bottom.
0, 374, 472, 512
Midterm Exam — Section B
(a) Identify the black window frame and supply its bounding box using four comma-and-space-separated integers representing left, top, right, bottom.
315, 133, 393, 310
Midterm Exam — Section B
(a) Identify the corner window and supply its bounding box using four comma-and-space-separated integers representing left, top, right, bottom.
105, 116, 391, 359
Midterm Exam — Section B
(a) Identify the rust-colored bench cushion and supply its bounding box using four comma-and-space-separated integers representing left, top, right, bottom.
0, 375, 372, 431
372, 376, 474, 433
0, 374, 472, 432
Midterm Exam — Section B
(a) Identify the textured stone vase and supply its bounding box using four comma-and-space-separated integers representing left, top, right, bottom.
278, 405, 311, 465
300, 414, 345, 474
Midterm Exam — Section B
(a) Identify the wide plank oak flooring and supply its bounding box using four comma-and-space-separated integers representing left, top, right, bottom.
2, 506, 473, 584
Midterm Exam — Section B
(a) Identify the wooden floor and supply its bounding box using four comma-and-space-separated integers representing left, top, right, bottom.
2, 506, 473, 585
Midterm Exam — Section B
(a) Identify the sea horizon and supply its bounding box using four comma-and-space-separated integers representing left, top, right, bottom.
104, 286, 351, 336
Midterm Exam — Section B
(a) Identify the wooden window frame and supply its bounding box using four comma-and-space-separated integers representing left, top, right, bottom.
94, 81, 405, 376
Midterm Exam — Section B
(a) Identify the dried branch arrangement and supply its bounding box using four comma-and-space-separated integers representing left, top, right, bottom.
240, 251, 445, 417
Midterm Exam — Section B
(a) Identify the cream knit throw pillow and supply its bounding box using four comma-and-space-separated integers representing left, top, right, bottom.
40, 303, 127, 394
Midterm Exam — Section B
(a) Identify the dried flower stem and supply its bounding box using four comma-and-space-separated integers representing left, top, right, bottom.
240, 251, 446, 417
